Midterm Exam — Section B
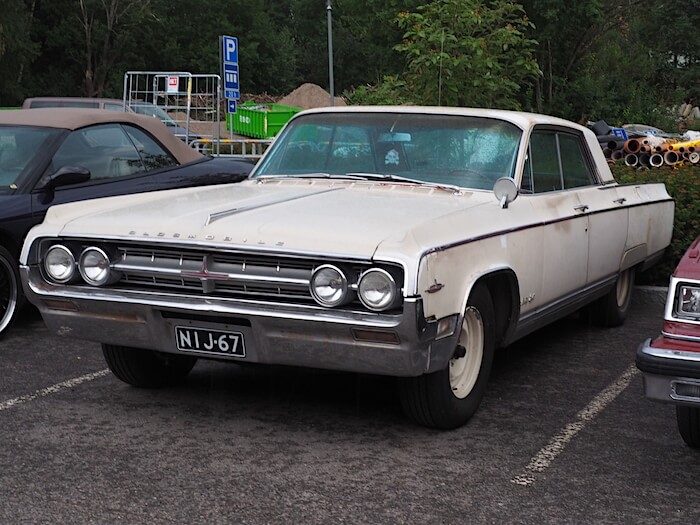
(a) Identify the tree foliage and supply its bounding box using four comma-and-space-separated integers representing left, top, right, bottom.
0, 0, 698, 130
393, 0, 540, 108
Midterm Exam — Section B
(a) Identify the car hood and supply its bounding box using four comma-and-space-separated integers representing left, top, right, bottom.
39, 178, 497, 259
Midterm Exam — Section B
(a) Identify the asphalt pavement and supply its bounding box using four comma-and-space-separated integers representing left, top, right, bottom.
1, 287, 698, 524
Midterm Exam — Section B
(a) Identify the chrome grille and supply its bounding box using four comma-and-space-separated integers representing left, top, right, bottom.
113, 245, 316, 301
40, 238, 404, 311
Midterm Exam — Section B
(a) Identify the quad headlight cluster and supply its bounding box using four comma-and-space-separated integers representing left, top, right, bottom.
309, 264, 401, 312
43, 244, 119, 287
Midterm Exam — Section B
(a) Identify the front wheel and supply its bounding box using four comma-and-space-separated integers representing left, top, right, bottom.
0, 246, 22, 337
676, 406, 700, 448
398, 284, 495, 429
102, 344, 197, 388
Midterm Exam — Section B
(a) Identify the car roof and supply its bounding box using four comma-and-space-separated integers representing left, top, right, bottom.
294, 105, 589, 133
0, 108, 202, 164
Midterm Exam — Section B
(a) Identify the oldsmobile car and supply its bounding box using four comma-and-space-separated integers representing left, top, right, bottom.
20, 106, 674, 429
637, 237, 700, 447
0, 108, 254, 336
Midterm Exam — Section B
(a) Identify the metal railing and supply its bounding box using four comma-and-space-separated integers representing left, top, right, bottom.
190, 138, 273, 159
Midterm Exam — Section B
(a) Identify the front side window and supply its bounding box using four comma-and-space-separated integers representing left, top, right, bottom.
51, 123, 175, 180
0, 126, 60, 192
254, 113, 522, 190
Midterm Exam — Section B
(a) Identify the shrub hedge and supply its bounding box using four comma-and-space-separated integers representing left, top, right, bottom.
611, 163, 699, 285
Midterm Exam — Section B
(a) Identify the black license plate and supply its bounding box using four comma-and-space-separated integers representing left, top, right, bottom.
175, 326, 245, 357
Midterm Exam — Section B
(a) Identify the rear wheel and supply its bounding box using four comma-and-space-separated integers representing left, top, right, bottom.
0, 246, 22, 337
102, 344, 197, 388
398, 284, 495, 429
590, 267, 635, 327
676, 406, 700, 448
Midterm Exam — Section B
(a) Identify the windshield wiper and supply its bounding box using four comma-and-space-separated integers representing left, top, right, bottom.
346, 172, 463, 193
257, 173, 367, 180
346, 172, 420, 184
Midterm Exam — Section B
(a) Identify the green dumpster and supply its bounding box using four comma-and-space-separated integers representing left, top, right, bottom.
227, 102, 302, 139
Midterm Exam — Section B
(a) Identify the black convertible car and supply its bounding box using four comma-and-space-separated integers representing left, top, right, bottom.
0, 108, 254, 335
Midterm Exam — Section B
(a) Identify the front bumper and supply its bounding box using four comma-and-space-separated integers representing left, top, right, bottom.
21, 266, 460, 377
636, 336, 700, 407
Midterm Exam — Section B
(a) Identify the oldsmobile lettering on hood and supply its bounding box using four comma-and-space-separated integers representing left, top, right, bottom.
21, 105, 674, 430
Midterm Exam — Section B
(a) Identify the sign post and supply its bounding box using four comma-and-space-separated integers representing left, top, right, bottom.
221, 35, 240, 114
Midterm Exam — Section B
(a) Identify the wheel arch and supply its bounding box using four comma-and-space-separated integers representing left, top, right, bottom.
472, 269, 520, 348
0, 230, 20, 259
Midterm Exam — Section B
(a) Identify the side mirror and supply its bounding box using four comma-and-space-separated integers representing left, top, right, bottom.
493, 177, 518, 209
46, 166, 91, 188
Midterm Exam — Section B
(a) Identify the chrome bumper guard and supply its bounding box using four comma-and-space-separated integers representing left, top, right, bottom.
636, 338, 700, 407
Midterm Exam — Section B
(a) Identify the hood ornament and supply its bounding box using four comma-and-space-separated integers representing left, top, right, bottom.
180, 256, 230, 293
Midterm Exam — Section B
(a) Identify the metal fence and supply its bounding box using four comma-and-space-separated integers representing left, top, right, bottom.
122, 71, 271, 160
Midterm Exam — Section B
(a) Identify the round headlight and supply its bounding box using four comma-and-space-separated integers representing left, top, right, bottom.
310, 264, 349, 307
44, 245, 76, 283
358, 268, 398, 311
78, 247, 112, 286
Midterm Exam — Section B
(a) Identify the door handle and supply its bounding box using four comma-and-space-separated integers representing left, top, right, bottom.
614, 198, 627, 205
574, 204, 589, 212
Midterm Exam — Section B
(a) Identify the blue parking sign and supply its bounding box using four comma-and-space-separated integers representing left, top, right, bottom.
222, 36, 238, 64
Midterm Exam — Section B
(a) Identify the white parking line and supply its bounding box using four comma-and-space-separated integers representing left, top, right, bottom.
511, 364, 639, 486
0, 369, 110, 412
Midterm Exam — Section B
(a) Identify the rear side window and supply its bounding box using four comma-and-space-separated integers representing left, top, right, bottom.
124, 126, 178, 171
524, 129, 595, 193
104, 103, 127, 112
29, 100, 98, 109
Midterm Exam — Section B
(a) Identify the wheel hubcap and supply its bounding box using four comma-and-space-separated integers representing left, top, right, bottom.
616, 269, 632, 307
449, 306, 484, 399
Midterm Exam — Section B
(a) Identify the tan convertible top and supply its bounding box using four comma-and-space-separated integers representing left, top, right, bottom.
0, 108, 202, 164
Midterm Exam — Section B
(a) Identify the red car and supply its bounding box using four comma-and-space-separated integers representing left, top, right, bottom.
637, 238, 700, 447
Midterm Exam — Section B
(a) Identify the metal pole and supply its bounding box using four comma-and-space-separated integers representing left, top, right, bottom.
326, 0, 334, 106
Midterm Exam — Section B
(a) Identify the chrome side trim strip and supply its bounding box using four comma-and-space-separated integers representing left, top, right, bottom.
661, 331, 700, 344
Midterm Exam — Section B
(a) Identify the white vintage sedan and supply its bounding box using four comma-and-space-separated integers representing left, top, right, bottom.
20, 106, 674, 429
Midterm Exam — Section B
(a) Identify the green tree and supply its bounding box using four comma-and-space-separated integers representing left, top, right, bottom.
77, 0, 154, 97
331, 0, 424, 90
392, 0, 540, 108
519, 0, 653, 120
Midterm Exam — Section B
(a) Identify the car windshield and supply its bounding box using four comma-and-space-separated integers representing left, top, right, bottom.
0, 126, 59, 192
253, 112, 522, 190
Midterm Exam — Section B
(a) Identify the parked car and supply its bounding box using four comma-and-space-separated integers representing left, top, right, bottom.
0, 108, 254, 336
22, 97, 128, 111
22, 97, 197, 141
637, 238, 700, 447
20, 106, 674, 428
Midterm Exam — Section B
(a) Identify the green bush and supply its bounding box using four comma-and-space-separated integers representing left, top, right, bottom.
611, 163, 700, 285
